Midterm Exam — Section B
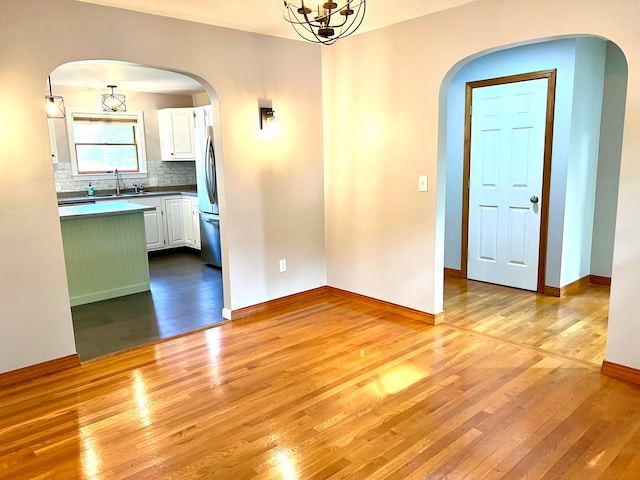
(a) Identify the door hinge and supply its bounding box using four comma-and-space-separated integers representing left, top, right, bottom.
469, 104, 473, 116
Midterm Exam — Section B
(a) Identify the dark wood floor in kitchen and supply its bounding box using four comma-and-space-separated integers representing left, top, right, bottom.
71, 251, 224, 361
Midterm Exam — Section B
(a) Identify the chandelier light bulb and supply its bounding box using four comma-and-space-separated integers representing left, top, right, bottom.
46, 97, 58, 116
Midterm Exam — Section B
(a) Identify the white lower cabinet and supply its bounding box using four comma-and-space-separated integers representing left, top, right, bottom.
101, 194, 200, 252
182, 197, 201, 250
143, 207, 165, 251
192, 200, 201, 250
164, 197, 186, 246
121, 197, 165, 251
182, 198, 195, 248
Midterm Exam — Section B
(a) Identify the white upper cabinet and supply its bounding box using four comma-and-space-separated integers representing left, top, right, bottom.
193, 105, 213, 128
158, 108, 195, 161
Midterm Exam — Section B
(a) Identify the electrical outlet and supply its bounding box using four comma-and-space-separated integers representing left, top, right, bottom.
279, 259, 287, 272
55, 182, 61, 191
149, 177, 158, 187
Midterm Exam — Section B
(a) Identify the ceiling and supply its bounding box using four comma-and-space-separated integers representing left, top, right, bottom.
51, 61, 207, 95
56, 0, 480, 94
77, 0, 480, 40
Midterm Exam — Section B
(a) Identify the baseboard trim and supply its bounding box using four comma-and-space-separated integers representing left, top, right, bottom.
590, 275, 612, 287
70, 282, 150, 307
327, 287, 443, 325
561, 275, 591, 296
543, 285, 561, 297
231, 286, 329, 320
543, 274, 610, 298
0, 354, 80, 389
601, 360, 640, 386
231, 286, 442, 325
444, 268, 462, 279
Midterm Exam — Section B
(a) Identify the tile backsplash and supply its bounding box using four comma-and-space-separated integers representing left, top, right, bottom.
54, 160, 196, 193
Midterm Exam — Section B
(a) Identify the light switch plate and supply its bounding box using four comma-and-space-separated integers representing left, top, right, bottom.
418, 175, 428, 192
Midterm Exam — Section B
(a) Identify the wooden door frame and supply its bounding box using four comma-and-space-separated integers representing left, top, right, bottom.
460, 69, 557, 293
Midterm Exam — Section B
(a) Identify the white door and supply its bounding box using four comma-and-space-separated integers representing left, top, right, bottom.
467, 78, 548, 291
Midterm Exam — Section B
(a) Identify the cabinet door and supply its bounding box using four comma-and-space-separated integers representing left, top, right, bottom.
194, 105, 214, 128
144, 208, 165, 250
125, 196, 166, 251
182, 198, 195, 247
192, 203, 201, 250
164, 198, 185, 246
158, 108, 195, 161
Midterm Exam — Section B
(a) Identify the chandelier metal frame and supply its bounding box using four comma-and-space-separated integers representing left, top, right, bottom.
101, 85, 127, 112
283, 0, 366, 45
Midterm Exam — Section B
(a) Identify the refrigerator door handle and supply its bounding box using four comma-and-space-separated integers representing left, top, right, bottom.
205, 135, 217, 206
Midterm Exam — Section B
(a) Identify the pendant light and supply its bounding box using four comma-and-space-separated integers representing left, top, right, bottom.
45, 76, 66, 118
283, 0, 366, 45
101, 85, 127, 112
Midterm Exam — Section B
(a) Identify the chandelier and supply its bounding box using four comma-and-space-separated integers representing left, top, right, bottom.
101, 85, 127, 112
45, 76, 66, 118
283, 1, 366, 45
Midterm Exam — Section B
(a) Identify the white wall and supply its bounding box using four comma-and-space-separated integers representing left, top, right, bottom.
0, 0, 326, 374
591, 42, 627, 278
323, 0, 640, 369
561, 37, 607, 286
443, 39, 578, 289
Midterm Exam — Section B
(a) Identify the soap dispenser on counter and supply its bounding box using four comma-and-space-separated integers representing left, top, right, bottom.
87, 183, 94, 196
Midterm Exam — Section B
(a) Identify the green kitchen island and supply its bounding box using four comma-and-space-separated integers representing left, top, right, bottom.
59, 201, 154, 307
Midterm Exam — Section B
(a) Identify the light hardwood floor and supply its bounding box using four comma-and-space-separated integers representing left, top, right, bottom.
2, 286, 638, 479
444, 278, 610, 366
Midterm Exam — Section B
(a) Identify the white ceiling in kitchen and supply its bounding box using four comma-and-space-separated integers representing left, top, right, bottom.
51, 61, 207, 95
58, 0, 481, 93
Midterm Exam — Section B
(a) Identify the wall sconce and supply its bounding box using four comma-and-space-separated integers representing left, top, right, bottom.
102, 85, 127, 112
260, 107, 275, 130
45, 76, 66, 118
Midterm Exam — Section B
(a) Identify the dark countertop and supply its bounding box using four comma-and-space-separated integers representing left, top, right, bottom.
57, 185, 197, 205
59, 201, 155, 220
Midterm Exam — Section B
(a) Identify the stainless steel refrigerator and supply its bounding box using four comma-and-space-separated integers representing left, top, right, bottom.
194, 125, 221, 267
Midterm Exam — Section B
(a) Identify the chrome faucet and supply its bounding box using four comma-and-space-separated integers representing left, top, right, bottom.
114, 169, 121, 195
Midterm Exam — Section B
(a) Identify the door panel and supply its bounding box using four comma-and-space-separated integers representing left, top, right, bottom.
467, 78, 548, 291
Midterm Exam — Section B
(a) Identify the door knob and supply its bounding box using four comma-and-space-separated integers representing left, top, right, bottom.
530, 195, 539, 204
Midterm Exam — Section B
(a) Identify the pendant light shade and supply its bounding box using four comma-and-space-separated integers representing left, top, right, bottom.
101, 85, 127, 112
45, 76, 66, 118
283, 0, 366, 45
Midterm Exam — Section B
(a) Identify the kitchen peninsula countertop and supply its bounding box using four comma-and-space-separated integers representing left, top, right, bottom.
59, 201, 154, 220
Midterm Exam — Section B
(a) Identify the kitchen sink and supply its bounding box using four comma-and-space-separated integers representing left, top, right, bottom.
99, 192, 149, 197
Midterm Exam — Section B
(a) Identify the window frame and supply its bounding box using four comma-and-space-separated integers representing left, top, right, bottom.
66, 109, 148, 180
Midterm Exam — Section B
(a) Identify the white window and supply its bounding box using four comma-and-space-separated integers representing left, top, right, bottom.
66, 110, 148, 179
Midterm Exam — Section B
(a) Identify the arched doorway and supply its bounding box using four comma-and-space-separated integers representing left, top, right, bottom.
49, 60, 229, 361
437, 37, 627, 366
